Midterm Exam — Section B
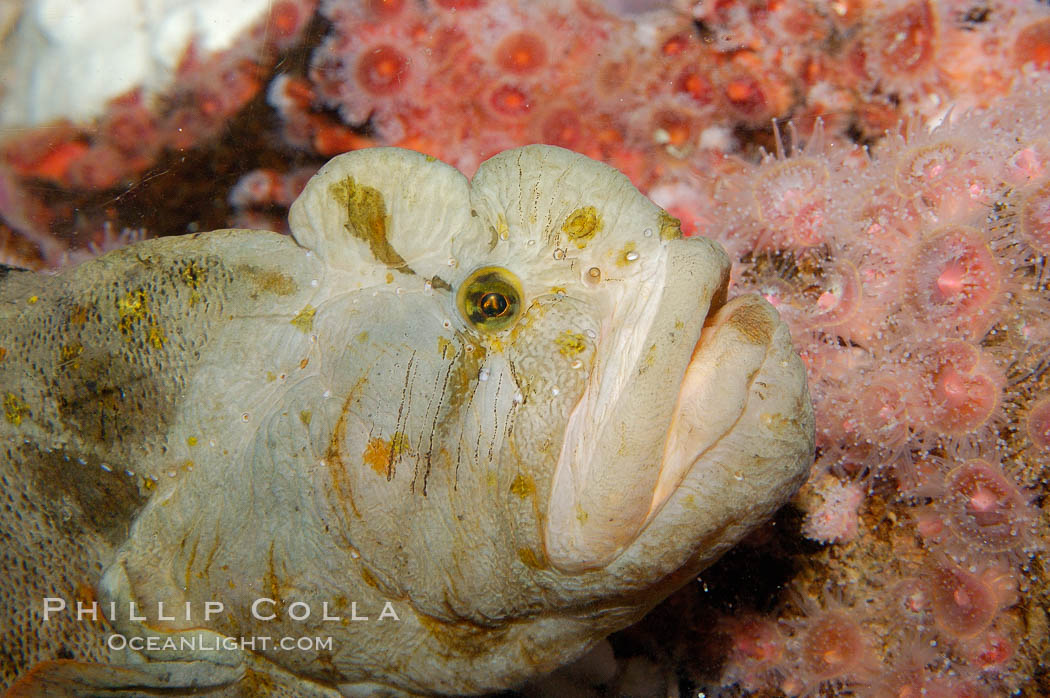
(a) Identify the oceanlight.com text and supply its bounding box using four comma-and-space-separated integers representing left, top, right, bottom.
106, 632, 334, 653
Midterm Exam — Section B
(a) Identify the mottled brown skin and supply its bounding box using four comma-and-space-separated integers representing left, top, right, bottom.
0, 146, 813, 696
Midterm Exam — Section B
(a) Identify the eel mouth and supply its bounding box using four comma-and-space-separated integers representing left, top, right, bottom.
544, 315, 723, 575
644, 295, 776, 530
646, 334, 720, 523
543, 238, 749, 574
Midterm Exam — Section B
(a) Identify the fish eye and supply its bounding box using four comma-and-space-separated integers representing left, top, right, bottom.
480, 292, 509, 317
457, 266, 522, 332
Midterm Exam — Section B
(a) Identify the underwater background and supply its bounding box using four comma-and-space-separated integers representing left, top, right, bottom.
1, 0, 1049, 695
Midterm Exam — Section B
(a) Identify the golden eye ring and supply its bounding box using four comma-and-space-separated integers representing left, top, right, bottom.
457, 266, 523, 332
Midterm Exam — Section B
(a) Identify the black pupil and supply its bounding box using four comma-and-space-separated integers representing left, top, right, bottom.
480, 292, 509, 317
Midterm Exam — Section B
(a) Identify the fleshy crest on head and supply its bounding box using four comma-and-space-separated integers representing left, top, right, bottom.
288, 147, 480, 285
289, 145, 687, 296
466, 145, 683, 288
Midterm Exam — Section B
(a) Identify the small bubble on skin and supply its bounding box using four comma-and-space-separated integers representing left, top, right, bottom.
241, 413, 250, 422
527, 239, 536, 246
626, 251, 640, 261
499, 231, 510, 240
585, 329, 597, 339
571, 359, 583, 369
168, 470, 177, 478
442, 320, 452, 328
323, 390, 331, 398
100, 463, 111, 472
125, 469, 135, 477
310, 279, 319, 287
423, 280, 434, 296
447, 257, 458, 267
553, 248, 566, 260
551, 386, 560, 396
306, 250, 313, 257
643, 228, 653, 237
513, 391, 524, 404
479, 367, 490, 381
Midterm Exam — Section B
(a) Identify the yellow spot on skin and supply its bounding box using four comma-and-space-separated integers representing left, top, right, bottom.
179, 261, 206, 288
187, 437, 198, 446
356, 331, 369, 343
616, 242, 638, 267
675, 319, 684, 330
266, 371, 277, 382
59, 342, 83, 370
509, 473, 535, 499
517, 547, 546, 569
575, 506, 588, 524
329, 176, 411, 271
290, 305, 316, 332
437, 336, 454, 359
118, 289, 148, 322
299, 410, 312, 426
143, 477, 156, 491
391, 432, 410, 456
299, 357, 309, 369
638, 343, 658, 373
562, 206, 602, 248
486, 471, 498, 489
554, 330, 587, 358
146, 324, 166, 348
27, 295, 38, 304
549, 286, 566, 295
0, 347, 6, 362
4, 392, 28, 425
385, 272, 394, 284
115, 289, 166, 344
658, 210, 683, 240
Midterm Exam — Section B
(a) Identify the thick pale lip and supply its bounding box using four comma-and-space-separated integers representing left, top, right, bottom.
543, 238, 737, 574
645, 337, 714, 525
544, 327, 715, 575
643, 297, 773, 530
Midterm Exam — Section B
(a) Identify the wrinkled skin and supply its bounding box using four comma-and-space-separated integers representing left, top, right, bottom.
0, 146, 814, 696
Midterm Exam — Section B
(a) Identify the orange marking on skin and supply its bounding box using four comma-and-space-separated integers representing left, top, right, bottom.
363, 436, 392, 475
